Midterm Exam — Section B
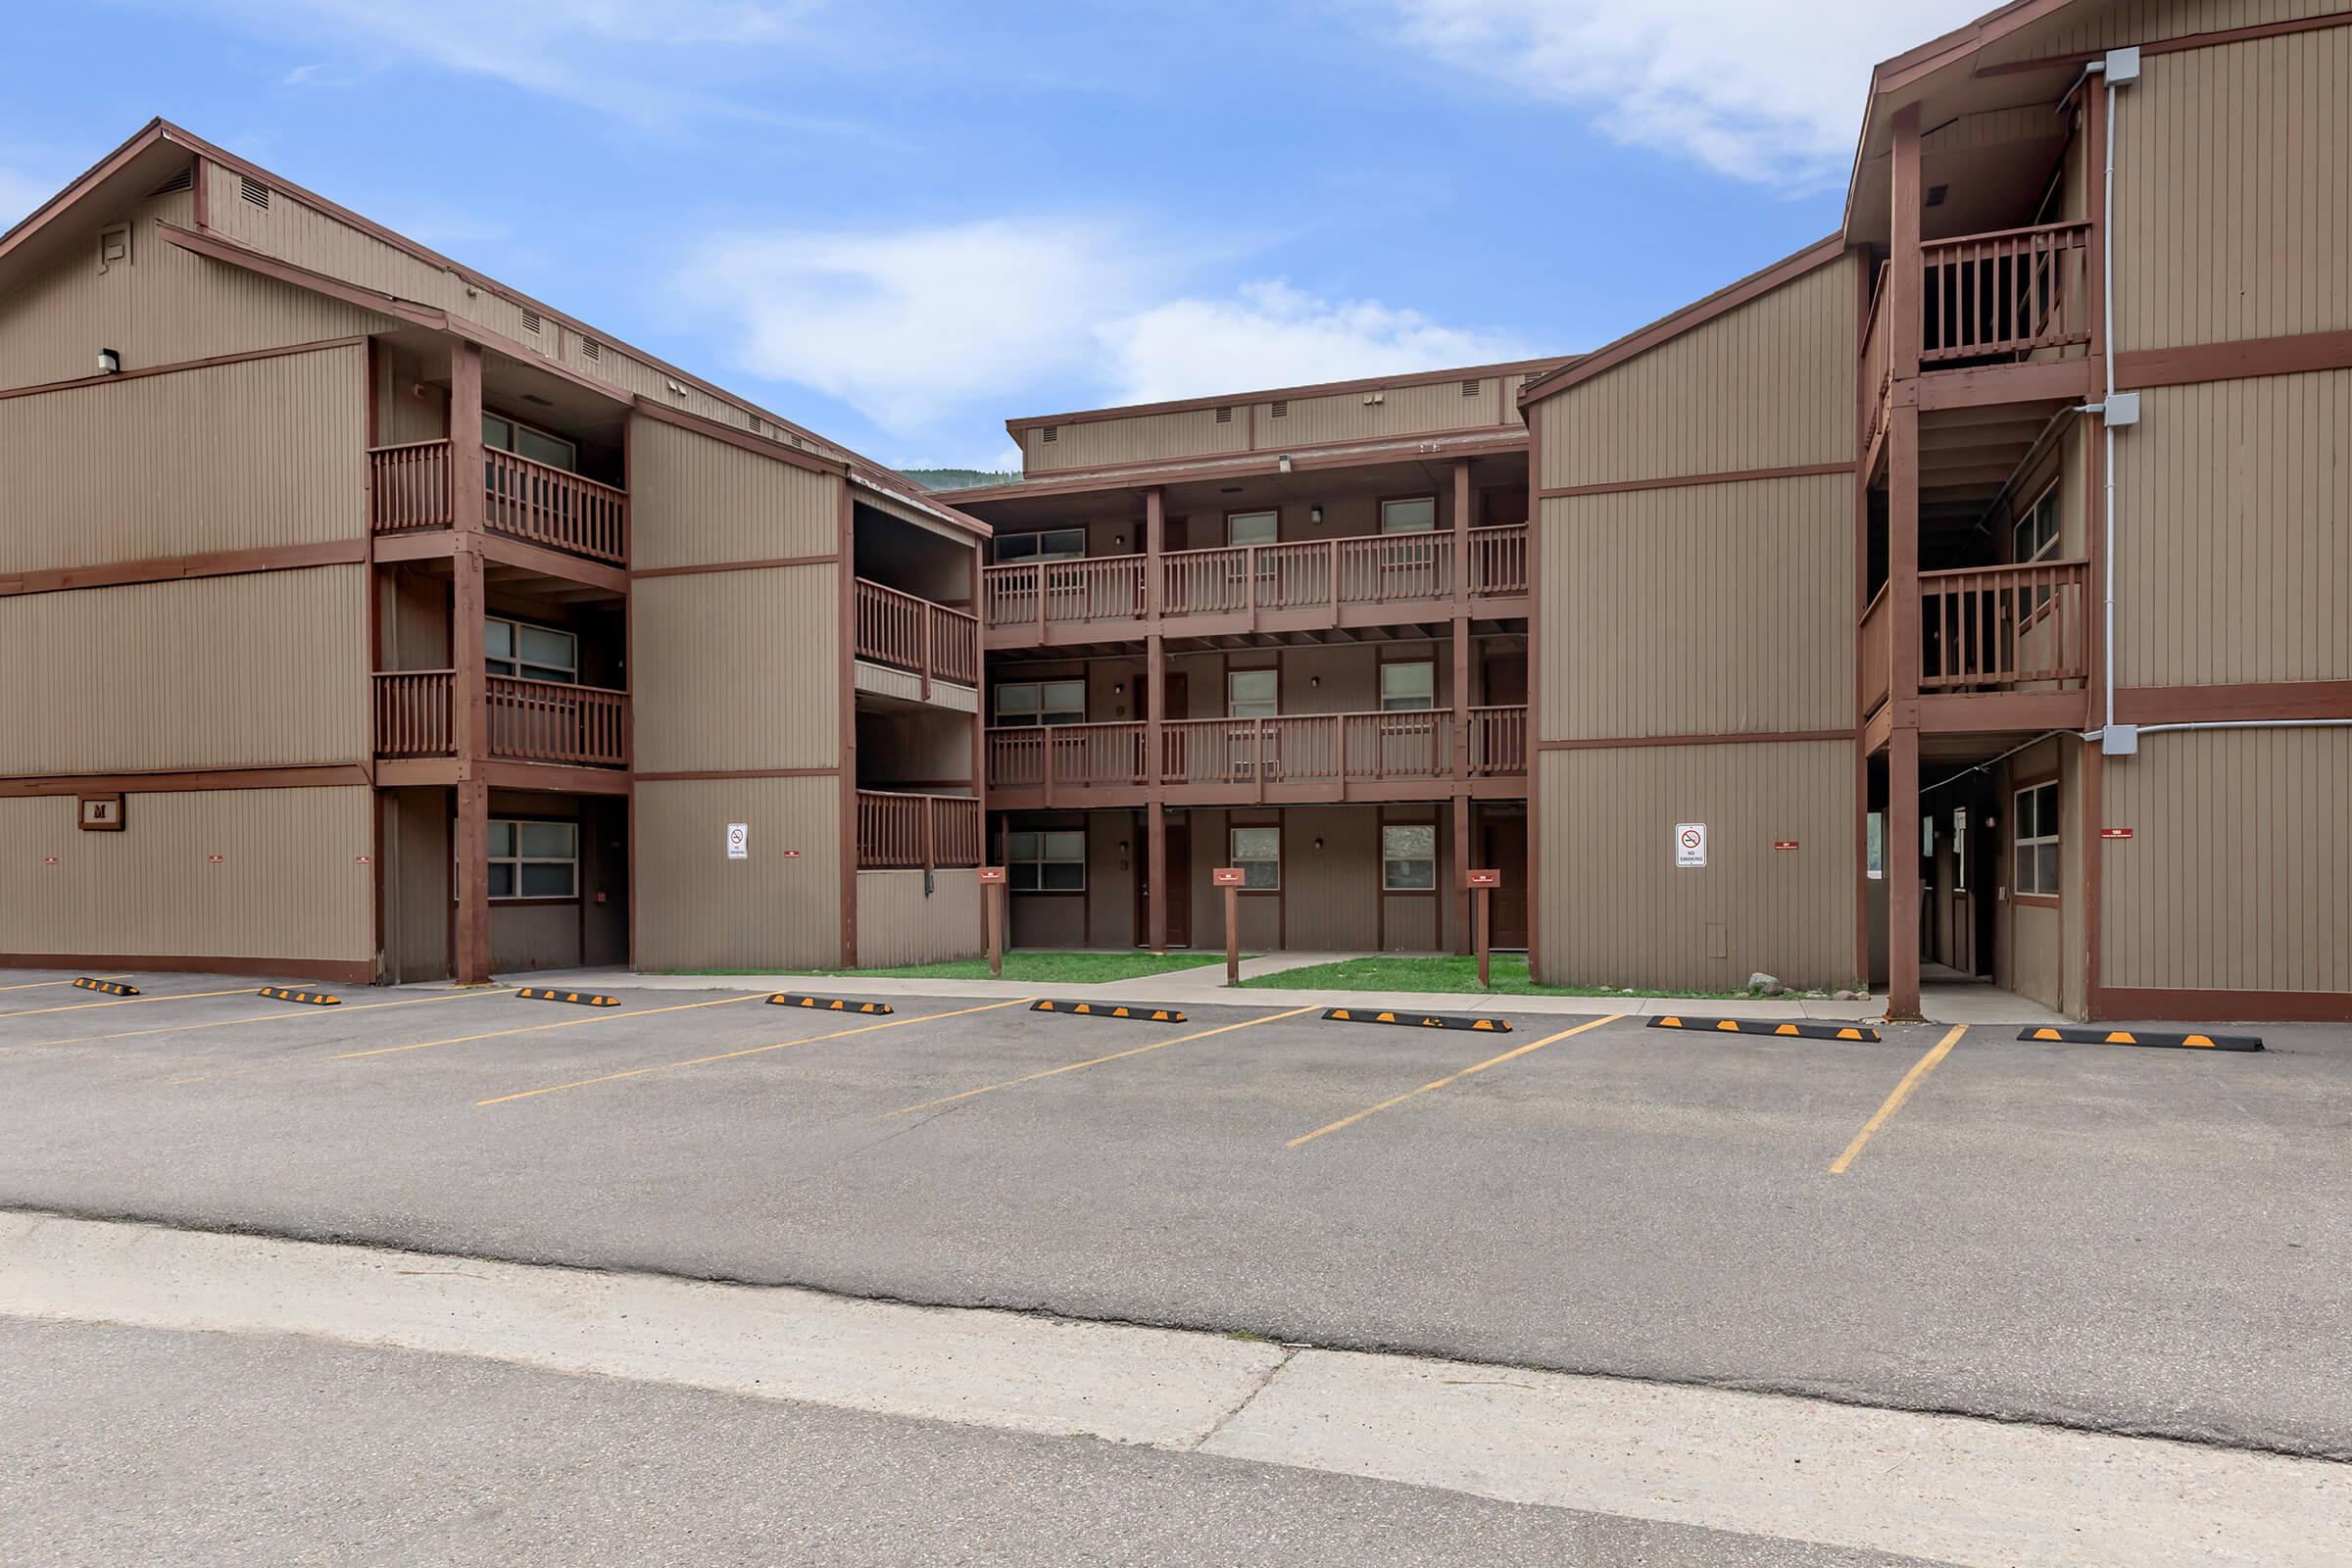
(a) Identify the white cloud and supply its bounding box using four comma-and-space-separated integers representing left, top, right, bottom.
681, 220, 1525, 453
1368, 0, 1986, 189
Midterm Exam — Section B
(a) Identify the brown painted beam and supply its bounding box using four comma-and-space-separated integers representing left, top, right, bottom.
0, 538, 368, 599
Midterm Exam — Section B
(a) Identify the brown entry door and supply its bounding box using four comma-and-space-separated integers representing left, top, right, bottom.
1136, 812, 1194, 947
1480, 815, 1530, 949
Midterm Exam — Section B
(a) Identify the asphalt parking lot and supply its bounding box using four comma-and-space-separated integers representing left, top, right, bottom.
0, 965, 2345, 1459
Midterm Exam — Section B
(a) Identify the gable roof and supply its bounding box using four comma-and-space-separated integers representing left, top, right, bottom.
0, 119, 988, 539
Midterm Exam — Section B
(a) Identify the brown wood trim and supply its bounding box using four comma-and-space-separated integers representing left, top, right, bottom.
2116, 681, 2352, 725
477, 760, 631, 797
1524, 399, 1543, 977
0, 764, 369, 798
1538, 729, 1853, 752
837, 476, 858, 967
2011, 893, 2061, 909
1520, 237, 1846, 408
0, 538, 368, 598
1975, 11, 2352, 76
0, 952, 376, 987
1537, 461, 1854, 501
630, 398, 846, 477
2091, 986, 2352, 1024
2118, 330, 2352, 392
0, 335, 371, 404
153, 220, 447, 332
634, 768, 839, 782
1912, 359, 2097, 411
1005, 357, 1571, 432
1915, 690, 2089, 733
942, 430, 1532, 504
630, 553, 839, 580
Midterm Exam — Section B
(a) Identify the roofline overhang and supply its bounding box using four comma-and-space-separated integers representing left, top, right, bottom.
1001, 356, 1577, 436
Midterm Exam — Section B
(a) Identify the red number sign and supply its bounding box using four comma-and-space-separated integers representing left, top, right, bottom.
1465, 868, 1501, 888
1212, 866, 1247, 887
976, 865, 1008, 884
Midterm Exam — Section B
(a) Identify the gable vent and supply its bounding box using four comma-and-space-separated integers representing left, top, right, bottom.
521, 310, 542, 334
149, 167, 195, 196
1214, 406, 1233, 423
1461, 378, 1482, 398
238, 174, 270, 210
581, 338, 601, 362
1041, 425, 1058, 444
1269, 401, 1288, 418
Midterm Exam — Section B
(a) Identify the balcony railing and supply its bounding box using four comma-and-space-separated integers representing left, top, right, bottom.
981, 524, 1530, 638
1920, 221, 2093, 366
854, 579, 981, 690
1859, 582, 1891, 717
370, 670, 630, 768
366, 440, 629, 565
986, 707, 1530, 801
1918, 560, 2089, 691
857, 790, 981, 870
1859, 260, 1891, 456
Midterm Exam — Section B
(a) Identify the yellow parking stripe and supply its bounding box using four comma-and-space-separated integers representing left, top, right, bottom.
478, 997, 1036, 1106
0, 990, 521, 1064
1830, 1024, 1967, 1175
336, 992, 766, 1062
0, 985, 258, 1020
881, 1005, 1317, 1120
1286, 1013, 1622, 1149
0, 974, 133, 993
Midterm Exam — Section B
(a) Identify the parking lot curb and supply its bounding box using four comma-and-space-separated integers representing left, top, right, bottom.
1031, 1001, 1187, 1023
2020, 1025, 2263, 1053
256, 987, 340, 1006
72, 977, 139, 996
769, 994, 894, 1015
1648, 1015, 1882, 1043
515, 989, 622, 1008
1323, 1007, 1512, 1033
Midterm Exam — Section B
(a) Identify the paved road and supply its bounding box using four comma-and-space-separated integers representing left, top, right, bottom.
0, 967, 2345, 1457
6, 1317, 1936, 1567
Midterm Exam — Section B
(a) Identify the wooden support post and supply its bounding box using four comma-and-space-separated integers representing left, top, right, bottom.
1225, 883, 1240, 988
1451, 793, 1472, 956
448, 341, 492, 986
1890, 103, 1924, 382
1884, 107, 1924, 1023
983, 870, 1005, 981
1451, 462, 1474, 951
1145, 488, 1167, 955
454, 778, 491, 986
1476, 883, 1491, 990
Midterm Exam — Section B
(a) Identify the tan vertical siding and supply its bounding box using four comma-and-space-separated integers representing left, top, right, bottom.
0, 786, 370, 962
628, 419, 839, 570
857, 869, 982, 965
379, 786, 450, 983
0, 187, 389, 393
633, 777, 842, 969
1537, 474, 1852, 740
2100, 727, 2352, 994
0, 344, 366, 574
2117, 29, 2352, 350
1535, 741, 1857, 991
1026, 408, 1249, 473
0, 565, 367, 773
371, 340, 448, 446
631, 565, 840, 773
2114, 369, 2351, 686
1283, 807, 1381, 952
1536, 255, 1856, 490
1263, 379, 1501, 448
1984, 0, 2343, 68
1085, 813, 1138, 949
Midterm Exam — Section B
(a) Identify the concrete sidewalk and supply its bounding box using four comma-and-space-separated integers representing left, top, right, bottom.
5, 1212, 2339, 1567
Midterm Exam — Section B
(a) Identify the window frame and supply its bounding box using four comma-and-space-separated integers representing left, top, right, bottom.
2013, 778, 2061, 904
466, 815, 581, 905
1381, 821, 1438, 893
994, 528, 1088, 565
1226, 510, 1279, 547
1378, 496, 1438, 534
1004, 826, 1087, 894
481, 411, 579, 474
1229, 823, 1282, 891
484, 613, 580, 685
1379, 660, 1436, 712
1226, 667, 1279, 720
2012, 482, 2063, 627
993, 678, 1087, 727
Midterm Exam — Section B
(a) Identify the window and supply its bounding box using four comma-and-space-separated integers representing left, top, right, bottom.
1227, 668, 1278, 719
1383, 824, 1436, 891
2013, 486, 2061, 564
1231, 825, 1281, 889
994, 679, 1086, 727
482, 413, 578, 473
484, 818, 578, 901
1227, 511, 1278, 547
2014, 780, 2060, 899
995, 529, 1087, 564
485, 616, 578, 684
1379, 497, 1437, 534
1866, 812, 1884, 880
1006, 829, 1085, 892
1952, 806, 1970, 892
1380, 662, 1435, 711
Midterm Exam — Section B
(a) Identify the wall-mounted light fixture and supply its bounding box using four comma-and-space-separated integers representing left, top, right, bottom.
1309, 675, 1320, 689
1309, 505, 1324, 525
97, 348, 122, 375
1278, 456, 1294, 475
1313, 837, 1325, 851
1112, 681, 1125, 697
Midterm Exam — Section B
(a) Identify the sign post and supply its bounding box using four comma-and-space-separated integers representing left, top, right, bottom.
977, 865, 1007, 979
1465, 868, 1501, 988
1212, 867, 1247, 986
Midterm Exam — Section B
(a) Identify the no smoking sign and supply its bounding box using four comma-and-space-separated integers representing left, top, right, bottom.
1674, 822, 1707, 868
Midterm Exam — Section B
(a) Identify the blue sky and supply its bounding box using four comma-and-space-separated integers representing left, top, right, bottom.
1, 2, 1984, 470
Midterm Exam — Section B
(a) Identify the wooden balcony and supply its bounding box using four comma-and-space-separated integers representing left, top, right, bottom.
1859, 582, 1891, 719
1920, 221, 2092, 367
371, 670, 630, 770
857, 790, 981, 871
854, 579, 980, 694
367, 441, 629, 566
981, 523, 1531, 649
985, 705, 1530, 809
1859, 562, 2091, 740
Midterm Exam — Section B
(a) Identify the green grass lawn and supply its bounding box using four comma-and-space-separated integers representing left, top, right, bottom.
670, 950, 1232, 984
1239, 954, 1752, 999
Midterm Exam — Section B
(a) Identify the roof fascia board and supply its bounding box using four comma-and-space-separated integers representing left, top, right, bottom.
1004, 356, 1574, 433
